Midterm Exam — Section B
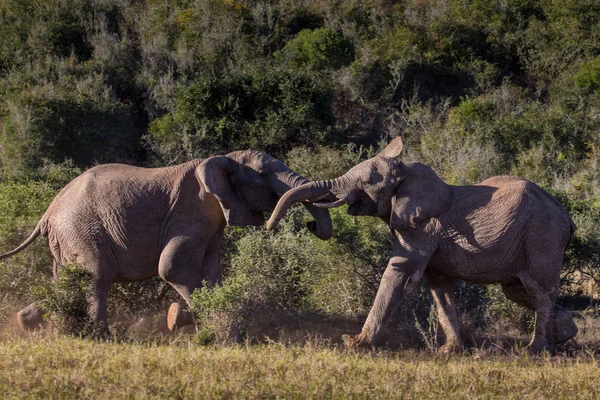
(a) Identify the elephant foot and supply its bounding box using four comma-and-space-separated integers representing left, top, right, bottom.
554, 307, 578, 344
524, 338, 553, 354
341, 332, 373, 350
439, 340, 464, 354
17, 302, 46, 331
167, 302, 195, 332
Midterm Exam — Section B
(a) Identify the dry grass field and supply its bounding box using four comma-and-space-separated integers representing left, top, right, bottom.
1, 311, 600, 399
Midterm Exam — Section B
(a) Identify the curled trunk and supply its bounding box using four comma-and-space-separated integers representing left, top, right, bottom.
266, 179, 337, 232
274, 171, 334, 240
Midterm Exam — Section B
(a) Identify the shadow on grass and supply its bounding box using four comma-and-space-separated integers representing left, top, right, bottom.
5, 303, 600, 359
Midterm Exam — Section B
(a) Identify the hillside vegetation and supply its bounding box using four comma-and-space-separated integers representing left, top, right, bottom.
1, 0, 600, 348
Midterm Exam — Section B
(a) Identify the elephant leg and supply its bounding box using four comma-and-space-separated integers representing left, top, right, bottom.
425, 272, 463, 353
160, 239, 207, 331
17, 301, 46, 331
88, 277, 113, 338
553, 304, 578, 344
201, 243, 223, 286
502, 281, 577, 344
516, 273, 556, 352
167, 244, 223, 332
345, 253, 427, 349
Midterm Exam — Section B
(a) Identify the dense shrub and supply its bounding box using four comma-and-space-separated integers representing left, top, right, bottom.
190, 209, 322, 344
34, 262, 101, 337
278, 27, 355, 69
147, 67, 335, 162
574, 56, 600, 92
0, 181, 58, 322
0, 58, 145, 178
1, 0, 600, 342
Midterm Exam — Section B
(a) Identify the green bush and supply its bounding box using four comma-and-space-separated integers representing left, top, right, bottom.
574, 56, 600, 91
190, 208, 319, 344
485, 285, 535, 332
0, 59, 144, 178
34, 262, 102, 338
278, 27, 355, 69
146, 67, 335, 162
190, 274, 251, 345
0, 0, 599, 345
284, 144, 369, 181
0, 181, 58, 322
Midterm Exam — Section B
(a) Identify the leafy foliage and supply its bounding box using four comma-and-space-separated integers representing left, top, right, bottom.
1, 0, 600, 342
147, 67, 335, 163
574, 56, 600, 91
34, 262, 102, 337
278, 27, 355, 69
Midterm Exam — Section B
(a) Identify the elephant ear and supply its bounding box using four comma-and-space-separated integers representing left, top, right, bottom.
196, 156, 259, 227
377, 137, 404, 158
390, 163, 453, 231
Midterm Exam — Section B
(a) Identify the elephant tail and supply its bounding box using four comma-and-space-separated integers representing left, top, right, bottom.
0, 225, 42, 261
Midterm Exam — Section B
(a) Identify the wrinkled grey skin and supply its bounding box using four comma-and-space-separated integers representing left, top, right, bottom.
267, 138, 577, 353
1, 150, 332, 335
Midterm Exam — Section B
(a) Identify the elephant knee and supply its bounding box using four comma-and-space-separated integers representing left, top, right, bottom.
17, 302, 46, 331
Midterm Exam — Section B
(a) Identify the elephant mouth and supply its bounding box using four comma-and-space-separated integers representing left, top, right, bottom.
347, 199, 366, 216
313, 190, 346, 208
268, 192, 280, 209
348, 200, 363, 216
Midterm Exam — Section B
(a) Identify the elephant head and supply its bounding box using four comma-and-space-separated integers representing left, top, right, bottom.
266, 138, 452, 232
198, 150, 332, 240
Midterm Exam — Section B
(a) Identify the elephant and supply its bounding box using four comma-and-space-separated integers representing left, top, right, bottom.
0, 150, 332, 335
266, 137, 577, 353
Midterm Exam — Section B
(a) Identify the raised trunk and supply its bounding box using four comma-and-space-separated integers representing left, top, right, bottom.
274, 172, 334, 240
266, 179, 338, 231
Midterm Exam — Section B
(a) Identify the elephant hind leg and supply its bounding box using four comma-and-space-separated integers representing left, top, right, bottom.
88, 276, 113, 338
552, 305, 577, 343
425, 272, 463, 353
17, 301, 46, 331
501, 282, 577, 344
510, 274, 556, 352
65, 250, 115, 338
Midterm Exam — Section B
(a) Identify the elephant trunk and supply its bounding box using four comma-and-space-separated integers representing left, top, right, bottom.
266, 179, 339, 232
273, 170, 334, 240
303, 203, 333, 240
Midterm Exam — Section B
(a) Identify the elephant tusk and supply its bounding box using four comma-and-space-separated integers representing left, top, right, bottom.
313, 199, 346, 209
305, 192, 332, 202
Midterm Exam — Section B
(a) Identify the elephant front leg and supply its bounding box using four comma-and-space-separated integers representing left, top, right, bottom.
425, 272, 464, 353
167, 243, 223, 331
167, 302, 195, 331
345, 255, 426, 349
161, 238, 223, 331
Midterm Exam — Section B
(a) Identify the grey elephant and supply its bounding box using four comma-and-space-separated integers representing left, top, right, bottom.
266, 138, 577, 353
1, 150, 332, 335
